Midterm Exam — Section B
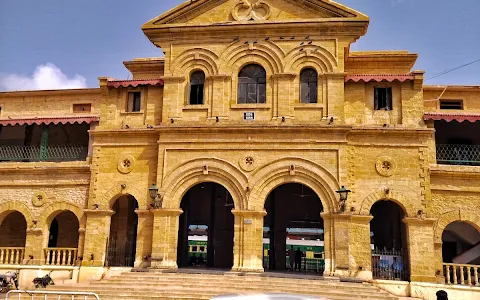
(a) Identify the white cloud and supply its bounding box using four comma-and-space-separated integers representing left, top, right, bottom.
0, 63, 87, 91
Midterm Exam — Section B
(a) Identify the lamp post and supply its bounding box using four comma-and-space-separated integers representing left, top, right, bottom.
149, 183, 163, 209
336, 185, 351, 213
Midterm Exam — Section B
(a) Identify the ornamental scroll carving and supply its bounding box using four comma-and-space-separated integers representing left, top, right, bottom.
232, 0, 271, 21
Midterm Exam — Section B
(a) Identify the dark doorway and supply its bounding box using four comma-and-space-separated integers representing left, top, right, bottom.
264, 183, 324, 273
106, 195, 138, 267
46, 211, 80, 265
0, 211, 27, 265
177, 182, 234, 269
442, 221, 480, 265
370, 200, 409, 281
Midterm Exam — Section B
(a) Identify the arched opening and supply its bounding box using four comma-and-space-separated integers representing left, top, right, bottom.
370, 200, 409, 281
106, 195, 138, 267
177, 182, 234, 269
238, 64, 266, 104
264, 183, 324, 274
189, 70, 205, 105
442, 221, 480, 264
0, 211, 27, 264
300, 68, 318, 104
46, 211, 79, 266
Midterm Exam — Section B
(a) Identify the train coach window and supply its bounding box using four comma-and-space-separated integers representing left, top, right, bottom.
192, 246, 198, 252
200, 246, 205, 252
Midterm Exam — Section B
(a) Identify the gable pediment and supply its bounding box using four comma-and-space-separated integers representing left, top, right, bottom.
143, 0, 368, 27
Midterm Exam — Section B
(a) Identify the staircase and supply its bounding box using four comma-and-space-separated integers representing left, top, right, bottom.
44, 270, 414, 300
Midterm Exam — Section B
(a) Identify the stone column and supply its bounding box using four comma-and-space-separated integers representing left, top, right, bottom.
23, 228, 44, 265
325, 73, 346, 121
134, 209, 154, 268
321, 213, 334, 276
76, 227, 86, 265
348, 215, 374, 280
150, 208, 183, 269
81, 209, 114, 267
273, 73, 296, 120
404, 217, 437, 283
434, 241, 445, 283
232, 210, 266, 272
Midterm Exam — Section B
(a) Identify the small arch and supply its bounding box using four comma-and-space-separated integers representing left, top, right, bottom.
284, 45, 336, 73
0, 211, 27, 248
249, 157, 339, 213
434, 210, 480, 244
189, 70, 206, 105
100, 183, 147, 210
38, 201, 85, 229
441, 221, 480, 266
221, 42, 284, 74
162, 158, 248, 210
172, 48, 219, 76
358, 188, 416, 217
300, 68, 318, 104
0, 201, 33, 226
238, 64, 267, 104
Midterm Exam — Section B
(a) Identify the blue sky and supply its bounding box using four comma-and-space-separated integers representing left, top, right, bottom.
0, 0, 479, 91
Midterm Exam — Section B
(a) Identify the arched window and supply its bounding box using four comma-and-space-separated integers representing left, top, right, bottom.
238, 64, 266, 104
189, 71, 205, 105
300, 68, 318, 103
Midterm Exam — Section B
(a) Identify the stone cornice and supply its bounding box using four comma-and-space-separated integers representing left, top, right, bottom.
0, 88, 100, 97
84, 209, 115, 217
232, 210, 267, 217
430, 164, 480, 179
151, 208, 184, 216
0, 162, 91, 174
402, 217, 436, 226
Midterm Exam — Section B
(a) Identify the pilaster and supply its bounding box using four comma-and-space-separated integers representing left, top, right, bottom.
82, 209, 114, 267
24, 228, 44, 265
231, 210, 266, 272
134, 209, 154, 268
403, 217, 437, 283
150, 208, 183, 269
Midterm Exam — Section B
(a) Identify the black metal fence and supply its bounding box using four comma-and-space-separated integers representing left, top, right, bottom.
263, 256, 325, 274
372, 248, 409, 281
436, 144, 480, 166
105, 238, 136, 267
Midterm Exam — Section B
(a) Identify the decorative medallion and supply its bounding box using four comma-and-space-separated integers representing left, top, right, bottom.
232, 0, 271, 22
375, 156, 397, 177
117, 155, 135, 174
239, 155, 257, 172
32, 191, 47, 207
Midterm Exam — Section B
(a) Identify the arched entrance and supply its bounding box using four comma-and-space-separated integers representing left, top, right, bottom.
106, 195, 138, 267
0, 211, 27, 264
442, 221, 480, 264
46, 211, 79, 265
264, 183, 324, 273
370, 200, 409, 281
177, 182, 234, 269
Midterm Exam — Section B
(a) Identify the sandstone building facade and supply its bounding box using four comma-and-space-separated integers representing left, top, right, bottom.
0, 0, 479, 299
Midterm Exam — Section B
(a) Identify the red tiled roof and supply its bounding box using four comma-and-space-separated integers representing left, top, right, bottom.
345, 74, 415, 83
107, 79, 164, 88
424, 112, 480, 123
0, 116, 100, 126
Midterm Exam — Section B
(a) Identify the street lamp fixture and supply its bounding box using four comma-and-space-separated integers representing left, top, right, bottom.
336, 185, 351, 213
149, 183, 163, 209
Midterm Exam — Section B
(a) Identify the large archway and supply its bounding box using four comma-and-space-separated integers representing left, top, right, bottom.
106, 195, 139, 267
177, 182, 234, 269
370, 200, 409, 281
46, 211, 79, 266
0, 211, 27, 264
264, 183, 324, 274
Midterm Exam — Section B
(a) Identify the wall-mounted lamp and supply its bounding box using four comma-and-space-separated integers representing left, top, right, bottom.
149, 183, 163, 209
336, 185, 351, 213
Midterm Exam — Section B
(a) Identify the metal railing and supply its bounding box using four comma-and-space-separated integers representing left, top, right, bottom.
443, 263, 480, 286
0, 247, 25, 265
436, 144, 480, 166
6, 290, 100, 300
0, 145, 87, 162
105, 238, 136, 267
372, 248, 409, 281
44, 248, 78, 266
263, 256, 325, 274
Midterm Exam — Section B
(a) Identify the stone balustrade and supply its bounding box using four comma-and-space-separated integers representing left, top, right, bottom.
443, 263, 480, 286
44, 248, 78, 266
0, 247, 25, 265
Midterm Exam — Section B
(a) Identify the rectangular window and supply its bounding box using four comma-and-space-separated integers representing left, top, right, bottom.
127, 92, 141, 112
189, 84, 204, 105
440, 99, 463, 110
199, 246, 205, 252
374, 87, 393, 110
192, 246, 198, 252
73, 103, 92, 113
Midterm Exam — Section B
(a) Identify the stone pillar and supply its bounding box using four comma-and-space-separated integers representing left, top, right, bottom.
404, 217, 437, 283
434, 241, 445, 283
23, 228, 44, 265
81, 209, 114, 267
348, 215, 374, 280
134, 209, 154, 268
150, 208, 183, 269
325, 73, 346, 121
274, 73, 296, 120
77, 227, 86, 264
323, 213, 373, 280
232, 210, 266, 272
